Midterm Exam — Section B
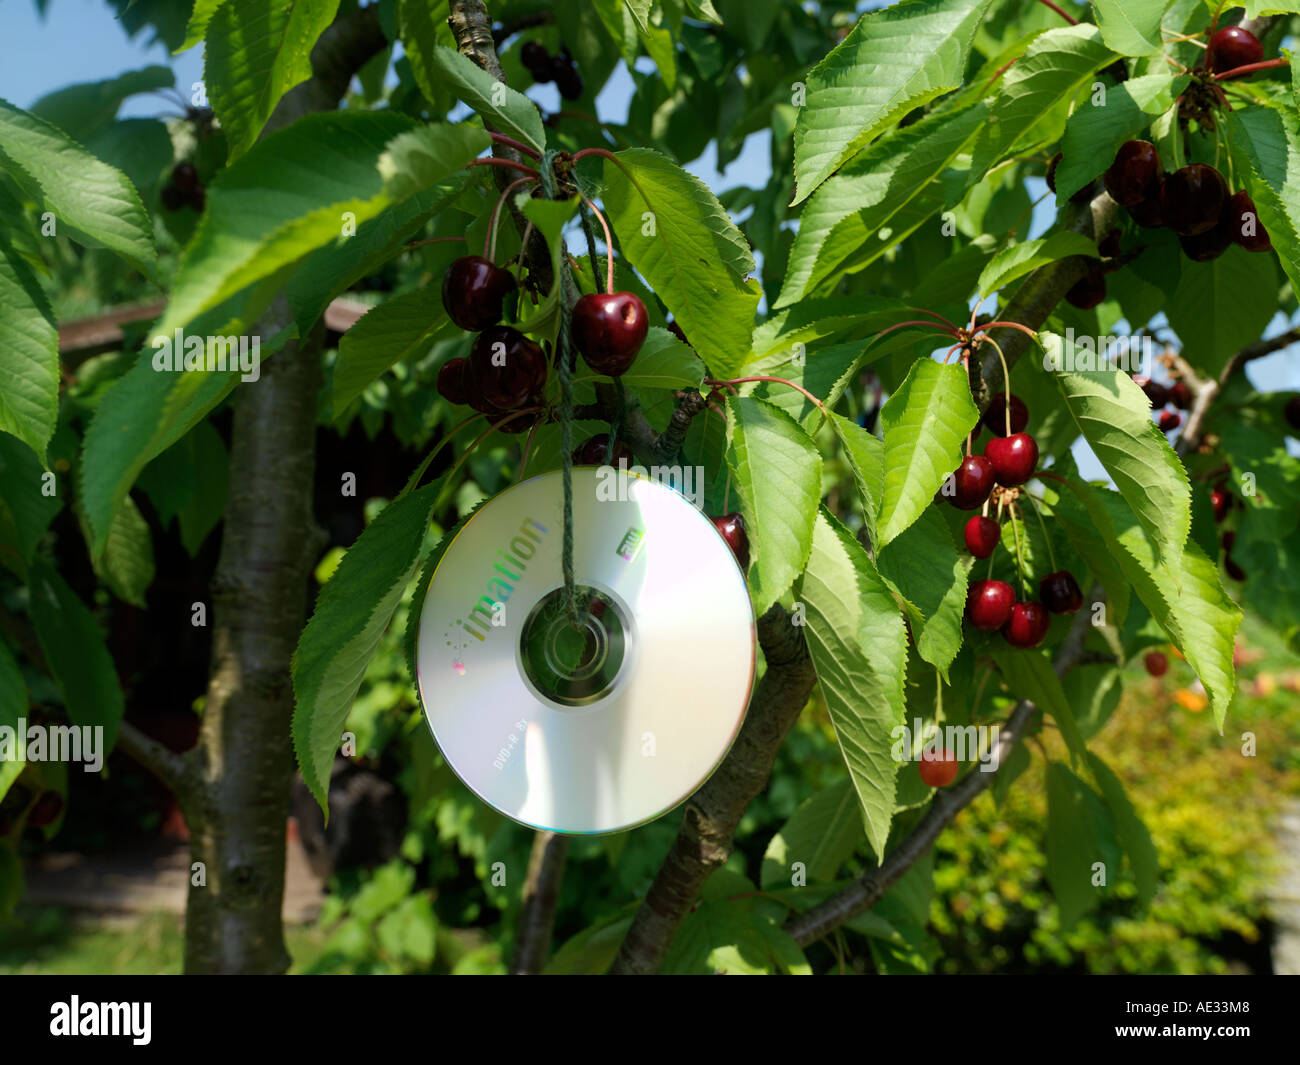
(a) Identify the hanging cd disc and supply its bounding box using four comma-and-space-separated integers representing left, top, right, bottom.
415, 466, 756, 834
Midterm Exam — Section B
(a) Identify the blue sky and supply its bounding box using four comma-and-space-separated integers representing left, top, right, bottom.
5, 0, 1296, 412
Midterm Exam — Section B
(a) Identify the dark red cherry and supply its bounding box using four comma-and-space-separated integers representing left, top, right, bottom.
1285, 396, 1300, 432
572, 433, 634, 467
1222, 530, 1236, 554
572, 292, 649, 376
190, 184, 206, 212
1206, 26, 1264, 75
1225, 556, 1247, 582
1098, 228, 1122, 259
1161, 164, 1228, 236
947, 455, 997, 510
711, 512, 750, 570
1179, 204, 1235, 261
918, 749, 959, 788
436, 357, 470, 405
496, 407, 543, 434
1144, 651, 1168, 677
1038, 570, 1083, 614
1104, 140, 1163, 207
1168, 381, 1193, 409
983, 393, 1029, 437
983, 433, 1039, 487
1133, 375, 1169, 408
443, 256, 517, 332
468, 326, 547, 410
1065, 264, 1106, 309
1127, 191, 1166, 229
1159, 410, 1181, 432
1002, 602, 1050, 648
1224, 190, 1273, 252
172, 161, 199, 193
1210, 487, 1231, 522
1045, 153, 1094, 203
966, 580, 1016, 631
160, 183, 185, 211
27, 791, 63, 827
520, 41, 552, 81
964, 515, 1001, 559
551, 57, 584, 100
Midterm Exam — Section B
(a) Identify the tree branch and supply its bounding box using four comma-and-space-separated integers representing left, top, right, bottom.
1178, 327, 1300, 454
510, 831, 570, 974
784, 594, 1097, 947
115, 721, 199, 800
609, 603, 817, 974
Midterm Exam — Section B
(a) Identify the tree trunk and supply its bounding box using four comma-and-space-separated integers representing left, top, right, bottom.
183, 299, 323, 974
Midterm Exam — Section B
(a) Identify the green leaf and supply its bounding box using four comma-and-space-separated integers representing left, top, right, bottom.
1045, 338, 1192, 565
80, 495, 155, 608
777, 102, 988, 307
157, 114, 488, 337
761, 779, 866, 890
1045, 762, 1120, 927
1220, 421, 1300, 543
1044, 456, 1130, 627
83, 118, 175, 196
798, 508, 909, 861
0, 637, 26, 803
990, 646, 1087, 765
416, 46, 546, 154
977, 232, 1099, 298
576, 326, 703, 390
204, 0, 343, 161
969, 25, 1117, 177
332, 289, 453, 418
179, 0, 228, 52
0, 847, 22, 920
293, 481, 442, 811
1063, 480, 1241, 727
725, 397, 822, 612
877, 507, 971, 678
661, 870, 812, 974
1054, 73, 1186, 201
543, 909, 636, 974
1092, 0, 1166, 56
1086, 752, 1158, 906
0, 434, 60, 578
876, 358, 979, 548
1226, 106, 1300, 301
513, 194, 579, 335
29, 559, 125, 752
790, 0, 993, 204
602, 147, 760, 380
29, 66, 174, 141
829, 411, 884, 542
0, 98, 157, 279
287, 177, 466, 335
1165, 247, 1280, 379
0, 233, 58, 462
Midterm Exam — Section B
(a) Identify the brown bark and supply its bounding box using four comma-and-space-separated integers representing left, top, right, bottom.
179, 6, 385, 974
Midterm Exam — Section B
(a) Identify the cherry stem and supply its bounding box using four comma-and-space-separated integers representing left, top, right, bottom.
467, 157, 540, 178
980, 320, 1041, 344
879, 319, 962, 342
980, 333, 1014, 436
514, 220, 535, 285
516, 416, 543, 484
707, 376, 831, 421
1008, 501, 1030, 598
405, 236, 467, 250
907, 307, 961, 333
1209, 0, 1228, 34
1034, 0, 1078, 25
572, 146, 657, 218
1023, 491, 1058, 572
580, 194, 616, 294
1036, 471, 1070, 487
1215, 58, 1290, 81
486, 176, 537, 260
934, 667, 943, 722
987, 497, 1004, 581
434, 409, 545, 512
398, 411, 485, 498
487, 131, 542, 159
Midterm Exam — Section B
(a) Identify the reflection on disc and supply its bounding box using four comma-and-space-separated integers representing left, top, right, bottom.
415, 467, 755, 834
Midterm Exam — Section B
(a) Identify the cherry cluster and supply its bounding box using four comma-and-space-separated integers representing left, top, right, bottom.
1133, 367, 1193, 434
160, 161, 206, 213
944, 394, 1083, 650
520, 40, 583, 100
434, 248, 653, 431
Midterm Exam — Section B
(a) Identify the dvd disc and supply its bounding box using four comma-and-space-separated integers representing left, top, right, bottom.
415, 467, 756, 834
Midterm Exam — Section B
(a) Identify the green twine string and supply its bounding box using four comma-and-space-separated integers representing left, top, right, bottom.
540, 150, 583, 630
